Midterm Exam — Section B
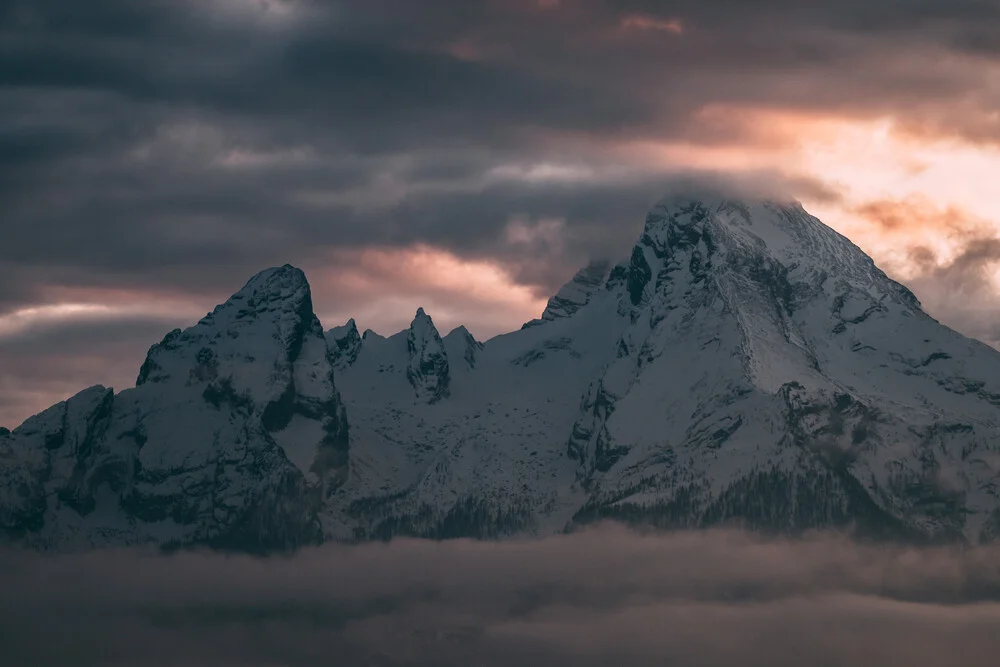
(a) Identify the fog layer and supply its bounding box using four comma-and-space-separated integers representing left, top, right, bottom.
3, 525, 1000, 666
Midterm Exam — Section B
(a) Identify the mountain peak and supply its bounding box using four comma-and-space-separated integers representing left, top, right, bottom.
327, 318, 362, 369
327, 317, 358, 335
446, 324, 474, 339
633, 194, 916, 304
541, 259, 612, 323
406, 308, 450, 403
240, 262, 306, 287
203, 263, 314, 328
651, 184, 797, 211
137, 264, 321, 386
444, 325, 484, 369
226, 264, 312, 314
409, 307, 439, 341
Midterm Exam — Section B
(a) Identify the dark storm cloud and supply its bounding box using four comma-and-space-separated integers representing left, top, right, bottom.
3, 0, 997, 298
2, 526, 1000, 666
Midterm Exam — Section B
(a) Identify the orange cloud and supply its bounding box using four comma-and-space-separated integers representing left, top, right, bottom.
847, 196, 1000, 281
857, 204, 1000, 348
852, 196, 980, 236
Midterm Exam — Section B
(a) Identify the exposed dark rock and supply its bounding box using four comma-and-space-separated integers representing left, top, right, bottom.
406, 308, 451, 403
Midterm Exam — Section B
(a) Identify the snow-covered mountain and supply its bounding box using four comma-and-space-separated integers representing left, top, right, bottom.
0, 266, 348, 551
4, 194, 1000, 550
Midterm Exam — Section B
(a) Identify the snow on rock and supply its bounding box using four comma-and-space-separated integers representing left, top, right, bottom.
567, 195, 1000, 543
406, 308, 451, 403
0, 385, 116, 539
443, 326, 484, 370
329, 194, 1000, 544
523, 260, 612, 329
326, 318, 362, 369
541, 260, 612, 322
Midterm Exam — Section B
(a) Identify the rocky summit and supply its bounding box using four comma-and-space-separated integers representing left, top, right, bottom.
4, 195, 1000, 551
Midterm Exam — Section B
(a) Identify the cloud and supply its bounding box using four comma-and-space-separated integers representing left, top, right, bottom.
619, 14, 684, 34
853, 196, 983, 237
311, 243, 549, 337
851, 197, 1000, 347
2, 526, 1000, 666
907, 239, 1000, 347
0, 315, 188, 428
5, 0, 1000, 424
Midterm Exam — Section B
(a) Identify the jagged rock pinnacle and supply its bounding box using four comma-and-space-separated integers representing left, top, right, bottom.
327, 318, 362, 369
406, 308, 450, 403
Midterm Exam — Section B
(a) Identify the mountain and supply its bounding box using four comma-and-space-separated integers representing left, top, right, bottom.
4, 194, 1000, 551
0, 265, 348, 551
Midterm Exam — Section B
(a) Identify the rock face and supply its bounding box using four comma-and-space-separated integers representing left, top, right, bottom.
327, 319, 362, 370
5, 194, 1000, 551
405, 308, 451, 404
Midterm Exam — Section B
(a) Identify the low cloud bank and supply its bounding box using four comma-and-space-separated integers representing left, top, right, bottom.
3, 525, 1000, 666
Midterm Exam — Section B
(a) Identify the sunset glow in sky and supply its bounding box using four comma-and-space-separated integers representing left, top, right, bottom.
5, 0, 1000, 425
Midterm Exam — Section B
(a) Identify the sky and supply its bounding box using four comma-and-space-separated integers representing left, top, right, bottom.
5, 0, 1000, 426
4, 525, 1000, 665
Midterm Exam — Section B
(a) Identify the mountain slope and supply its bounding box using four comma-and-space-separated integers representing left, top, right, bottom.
522, 260, 612, 328
4, 194, 1000, 550
565, 196, 1000, 542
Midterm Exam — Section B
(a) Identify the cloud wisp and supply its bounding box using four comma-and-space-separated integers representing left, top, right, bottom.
2, 525, 1000, 666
